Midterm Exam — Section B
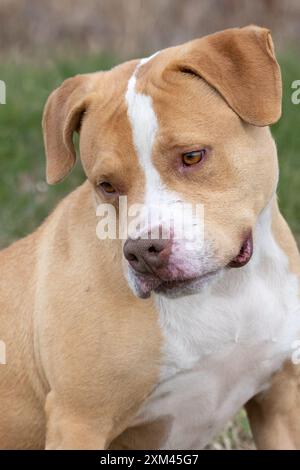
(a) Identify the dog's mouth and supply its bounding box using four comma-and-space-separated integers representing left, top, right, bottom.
131, 269, 219, 299
129, 232, 254, 299
154, 270, 219, 297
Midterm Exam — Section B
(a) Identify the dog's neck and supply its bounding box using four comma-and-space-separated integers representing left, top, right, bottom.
154, 196, 300, 376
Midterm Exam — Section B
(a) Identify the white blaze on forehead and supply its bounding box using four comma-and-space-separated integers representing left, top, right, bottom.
125, 53, 204, 246
125, 54, 185, 240
125, 53, 165, 204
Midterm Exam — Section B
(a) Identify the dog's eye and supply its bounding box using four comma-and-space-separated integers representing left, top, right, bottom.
182, 149, 206, 166
99, 182, 116, 194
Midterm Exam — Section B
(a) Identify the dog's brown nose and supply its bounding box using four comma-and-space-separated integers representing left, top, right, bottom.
123, 238, 170, 274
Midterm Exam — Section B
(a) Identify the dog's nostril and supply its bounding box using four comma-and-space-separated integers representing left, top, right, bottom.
127, 253, 138, 262
148, 245, 158, 254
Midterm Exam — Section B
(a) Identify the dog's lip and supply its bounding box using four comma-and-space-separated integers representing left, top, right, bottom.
133, 269, 219, 298
155, 271, 217, 291
228, 232, 253, 268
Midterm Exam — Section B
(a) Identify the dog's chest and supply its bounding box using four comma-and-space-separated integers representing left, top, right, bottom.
131, 261, 300, 449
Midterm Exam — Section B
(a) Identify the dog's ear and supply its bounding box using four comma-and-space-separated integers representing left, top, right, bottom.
42, 74, 93, 184
171, 26, 282, 126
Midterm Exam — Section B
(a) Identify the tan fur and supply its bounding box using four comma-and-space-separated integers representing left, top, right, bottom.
0, 182, 162, 449
0, 26, 299, 449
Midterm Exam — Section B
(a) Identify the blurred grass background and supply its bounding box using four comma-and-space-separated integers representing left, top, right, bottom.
0, 54, 117, 247
0, 0, 299, 450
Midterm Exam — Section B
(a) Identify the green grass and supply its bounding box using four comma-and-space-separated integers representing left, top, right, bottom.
0, 53, 299, 248
0, 54, 117, 248
274, 54, 300, 239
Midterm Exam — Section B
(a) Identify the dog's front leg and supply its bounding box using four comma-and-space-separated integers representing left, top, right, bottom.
45, 391, 112, 450
37, 271, 161, 450
246, 361, 300, 450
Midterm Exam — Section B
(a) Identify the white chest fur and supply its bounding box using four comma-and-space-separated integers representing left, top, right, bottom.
132, 206, 300, 449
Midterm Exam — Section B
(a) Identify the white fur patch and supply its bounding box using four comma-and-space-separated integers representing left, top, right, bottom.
131, 203, 300, 449
125, 53, 179, 209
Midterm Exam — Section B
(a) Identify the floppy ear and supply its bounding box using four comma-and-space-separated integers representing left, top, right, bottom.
173, 25, 282, 126
42, 74, 93, 184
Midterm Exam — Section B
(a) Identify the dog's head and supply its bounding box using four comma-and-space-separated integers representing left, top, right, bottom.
43, 26, 282, 299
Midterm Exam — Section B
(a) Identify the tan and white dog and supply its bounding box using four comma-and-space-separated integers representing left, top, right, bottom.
1, 25, 300, 450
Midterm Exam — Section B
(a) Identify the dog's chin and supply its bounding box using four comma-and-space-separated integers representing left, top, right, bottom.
154, 271, 220, 298
128, 269, 220, 299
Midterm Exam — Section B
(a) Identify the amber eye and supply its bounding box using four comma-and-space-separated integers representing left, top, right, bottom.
182, 149, 206, 166
99, 181, 116, 194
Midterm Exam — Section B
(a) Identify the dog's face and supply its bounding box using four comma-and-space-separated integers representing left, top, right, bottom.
43, 26, 282, 299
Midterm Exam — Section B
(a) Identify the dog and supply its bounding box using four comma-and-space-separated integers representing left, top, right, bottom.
0, 25, 300, 450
